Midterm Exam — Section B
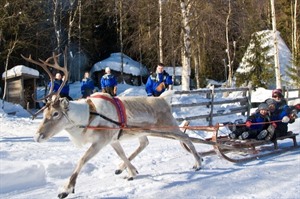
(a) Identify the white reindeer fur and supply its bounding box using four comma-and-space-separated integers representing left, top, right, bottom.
67, 100, 90, 126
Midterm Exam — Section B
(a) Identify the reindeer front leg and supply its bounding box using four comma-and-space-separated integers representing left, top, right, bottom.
58, 142, 104, 199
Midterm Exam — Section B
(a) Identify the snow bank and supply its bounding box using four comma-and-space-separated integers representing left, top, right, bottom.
0, 161, 46, 194
0, 100, 31, 117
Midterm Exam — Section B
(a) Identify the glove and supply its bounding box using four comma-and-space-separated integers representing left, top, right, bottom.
156, 82, 165, 92
147, 93, 153, 96
245, 121, 252, 128
272, 122, 277, 128
282, 116, 290, 123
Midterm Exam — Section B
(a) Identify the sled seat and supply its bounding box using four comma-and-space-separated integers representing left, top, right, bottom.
273, 132, 298, 150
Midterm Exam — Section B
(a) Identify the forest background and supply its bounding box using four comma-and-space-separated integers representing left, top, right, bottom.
0, 0, 299, 90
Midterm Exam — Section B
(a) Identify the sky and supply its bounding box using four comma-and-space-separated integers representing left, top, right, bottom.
0, 82, 299, 199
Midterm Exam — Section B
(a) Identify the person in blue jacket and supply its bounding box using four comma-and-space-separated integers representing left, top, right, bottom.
228, 103, 275, 140
145, 63, 173, 97
100, 67, 117, 96
265, 98, 295, 140
48, 72, 72, 100
81, 71, 95, 98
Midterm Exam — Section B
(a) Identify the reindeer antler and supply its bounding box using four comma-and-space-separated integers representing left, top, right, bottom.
21, 49, 69, 119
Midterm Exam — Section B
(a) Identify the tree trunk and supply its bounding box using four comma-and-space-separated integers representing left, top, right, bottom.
2, 40, 17, 108
270, 0, 281, 89
292, 0, 298, 70
225, 0, 232, 87
118, 0, 124, 83
68, 0, 79, 81
159, 0, 163, 63
180, 0, 191, 91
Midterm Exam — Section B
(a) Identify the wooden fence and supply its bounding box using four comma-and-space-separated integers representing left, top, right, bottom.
171, 87, 251, 125
171, 87, 299, 125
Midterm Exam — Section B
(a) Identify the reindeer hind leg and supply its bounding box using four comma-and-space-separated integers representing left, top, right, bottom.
111, 141, 139, 180
115, 136, 149, 175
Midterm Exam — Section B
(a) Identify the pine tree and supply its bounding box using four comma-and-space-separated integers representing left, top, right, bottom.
235, 31, 274, 88
286, 57, 300, 87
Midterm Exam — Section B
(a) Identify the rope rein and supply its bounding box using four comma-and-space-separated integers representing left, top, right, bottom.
83, 120, 284, 131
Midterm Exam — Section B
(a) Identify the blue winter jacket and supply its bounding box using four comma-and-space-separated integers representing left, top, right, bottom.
81, 78, 95, 95
100, 74, 117, 89
48, 79, 69, 95
145, 71, 173, 97
246, 112, 270, 132
270, 104, 289, 121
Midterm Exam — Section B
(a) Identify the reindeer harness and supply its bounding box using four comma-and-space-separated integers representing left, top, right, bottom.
85, 94, 127, 139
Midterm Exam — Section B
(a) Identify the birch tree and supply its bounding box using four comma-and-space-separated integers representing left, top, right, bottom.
180, 0, 192, 91
270, 0, 281, 89
159, 0, 163, 63
292, 0, 298, 68
225, 0, 236, 88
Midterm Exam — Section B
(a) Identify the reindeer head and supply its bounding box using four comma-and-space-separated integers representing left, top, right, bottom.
34, 97, 70, 142
22, 49, 73, 142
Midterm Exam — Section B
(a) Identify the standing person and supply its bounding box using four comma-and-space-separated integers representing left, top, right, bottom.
81, 71, 95, 98
145, 63, 173, 97
100, 67, 117, 96
48, 72, 63, 93
60, 74, 73, 100
48, 72, 72, 100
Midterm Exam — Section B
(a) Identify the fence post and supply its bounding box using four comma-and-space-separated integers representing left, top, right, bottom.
247, 86, 252, 118
208, 85, 215, 126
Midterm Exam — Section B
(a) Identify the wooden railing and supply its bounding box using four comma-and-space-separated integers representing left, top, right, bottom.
171, 87, 251, 125
283, 87, 300, 102
171, 86, 299, 125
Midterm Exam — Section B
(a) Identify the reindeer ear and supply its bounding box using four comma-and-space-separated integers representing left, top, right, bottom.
59, 97, 69, 110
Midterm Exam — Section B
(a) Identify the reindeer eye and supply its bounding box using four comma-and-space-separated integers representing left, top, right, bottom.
52, 112, 60, 118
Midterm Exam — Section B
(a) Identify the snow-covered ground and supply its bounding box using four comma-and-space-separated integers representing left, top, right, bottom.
1, 83, 299, 199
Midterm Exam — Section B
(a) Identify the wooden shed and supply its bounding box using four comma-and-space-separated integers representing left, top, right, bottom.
2, 65, 39, 109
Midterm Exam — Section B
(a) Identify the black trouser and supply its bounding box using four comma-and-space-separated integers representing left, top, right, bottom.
232, 126, 259, 139
273, 123, 288, 138
103, 87, 116, 96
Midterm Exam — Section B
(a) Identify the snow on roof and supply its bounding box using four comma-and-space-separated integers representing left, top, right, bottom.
237, 30, 293, 87
164, 67, 182, 76
90, 53, 149, 76
2, 65, 39, 79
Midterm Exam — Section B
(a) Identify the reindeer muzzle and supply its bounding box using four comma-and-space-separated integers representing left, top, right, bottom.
34, 133, 47, 143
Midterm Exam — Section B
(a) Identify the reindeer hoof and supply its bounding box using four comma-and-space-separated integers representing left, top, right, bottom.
127, 177, 134, 181
115, 169, 123, 175
58, 192, 69, 199
193, 166, 201, 171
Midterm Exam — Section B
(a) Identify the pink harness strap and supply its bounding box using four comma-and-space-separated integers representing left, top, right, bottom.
88, 94, 127, 127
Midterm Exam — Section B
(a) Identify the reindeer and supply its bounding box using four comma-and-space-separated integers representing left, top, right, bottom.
23, 53, 202, 199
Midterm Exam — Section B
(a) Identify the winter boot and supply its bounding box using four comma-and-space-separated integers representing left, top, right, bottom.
265, 125, 275, 141
228, 133, 237, 139
257, 130, 268, 140
238, 132, 249, 140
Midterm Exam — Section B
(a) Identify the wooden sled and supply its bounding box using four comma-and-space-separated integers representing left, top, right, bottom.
210, 128, 299, 163
182, 123, 299, 163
